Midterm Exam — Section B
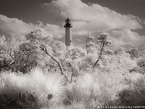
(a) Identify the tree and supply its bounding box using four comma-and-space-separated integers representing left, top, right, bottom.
0, 35, 20, 72
11, 29, 53, 73
25, 29, 71, 80
40, 44, 69, 81
94, 33, 110, 68
65, 46, 86, 60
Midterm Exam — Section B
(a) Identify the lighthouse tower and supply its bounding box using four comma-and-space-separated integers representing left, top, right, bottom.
64, 18, 72, 46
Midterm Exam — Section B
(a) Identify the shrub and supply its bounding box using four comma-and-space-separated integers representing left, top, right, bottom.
106, 76, 145, 107
0, 90, 39, 109
0, 68, 66, 108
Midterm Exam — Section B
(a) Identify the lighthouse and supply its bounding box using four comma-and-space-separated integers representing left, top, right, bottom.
64, 18, 72, 46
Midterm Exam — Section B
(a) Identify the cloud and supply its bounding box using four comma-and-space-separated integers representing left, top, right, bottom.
42, 0, 144, 47
108, 29, 143, 47
0, 0, 144, 48
0, 14, 35, 37
42, 23, 64, 38
43, 0, 142, 30
0, 14, 63, 40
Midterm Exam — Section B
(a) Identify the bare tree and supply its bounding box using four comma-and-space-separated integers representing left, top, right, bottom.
94, 33, 110, 68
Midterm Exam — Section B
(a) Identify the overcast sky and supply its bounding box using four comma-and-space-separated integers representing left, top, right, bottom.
0, 0, 145, 48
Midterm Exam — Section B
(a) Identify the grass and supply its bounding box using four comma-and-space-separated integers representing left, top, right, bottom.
0, 68, 66, 109
0, 67, 145, 109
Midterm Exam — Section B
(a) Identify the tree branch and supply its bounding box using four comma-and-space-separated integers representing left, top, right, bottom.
86, 37, 89, 54
40, 44, 68, 81
94, 40, 106, 68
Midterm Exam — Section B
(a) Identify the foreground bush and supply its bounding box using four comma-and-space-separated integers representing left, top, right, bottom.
0, 68, 66, 109
0, 67, 144, 109
119, 77, 145, 106
105, 76, 145, 109
0, 90, 39, 109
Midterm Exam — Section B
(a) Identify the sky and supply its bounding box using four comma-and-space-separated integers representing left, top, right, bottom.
0, 0, 145, 48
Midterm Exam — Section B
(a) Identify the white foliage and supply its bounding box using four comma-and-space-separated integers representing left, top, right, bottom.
0, 68, 66, 106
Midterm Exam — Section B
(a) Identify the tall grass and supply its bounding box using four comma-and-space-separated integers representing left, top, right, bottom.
0, 67, 144, 109
0, 68, 66, 108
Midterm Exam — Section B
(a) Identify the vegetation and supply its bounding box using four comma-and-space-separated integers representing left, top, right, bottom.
0, 29, 145, 109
